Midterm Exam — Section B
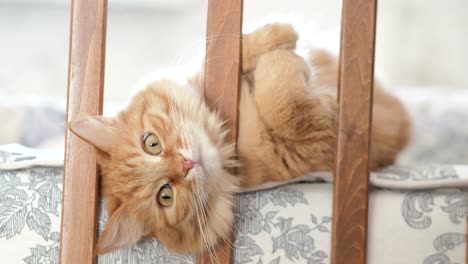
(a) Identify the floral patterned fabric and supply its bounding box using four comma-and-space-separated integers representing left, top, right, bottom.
0, 166, 61, 264
0, 147, 467, 264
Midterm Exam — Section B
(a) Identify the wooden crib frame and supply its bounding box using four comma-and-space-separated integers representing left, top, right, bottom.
58, 0, 417, 263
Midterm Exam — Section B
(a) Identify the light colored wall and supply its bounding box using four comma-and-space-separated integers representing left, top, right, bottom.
0, 0, 467, 104
377, 0, 468, 88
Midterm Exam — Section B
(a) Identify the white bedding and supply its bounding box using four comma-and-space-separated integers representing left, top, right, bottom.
0, 147, 466, 264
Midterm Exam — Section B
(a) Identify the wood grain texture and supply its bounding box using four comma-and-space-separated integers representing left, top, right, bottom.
331, 0, 377, 264
59, 0, 107, 263
202, 0, 243, 144
197, 0, 243, 263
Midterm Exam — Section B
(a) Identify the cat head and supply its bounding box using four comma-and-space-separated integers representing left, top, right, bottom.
70, 79, 239, 254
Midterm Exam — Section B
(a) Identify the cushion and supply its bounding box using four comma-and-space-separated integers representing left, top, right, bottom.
0, 145, 467, 263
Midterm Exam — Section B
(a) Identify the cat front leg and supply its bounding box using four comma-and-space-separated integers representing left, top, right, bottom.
252, 49, 315, 138
246, 49, 336, 179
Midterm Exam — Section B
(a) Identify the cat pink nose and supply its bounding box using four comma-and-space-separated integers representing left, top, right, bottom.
183, 158, 195, 174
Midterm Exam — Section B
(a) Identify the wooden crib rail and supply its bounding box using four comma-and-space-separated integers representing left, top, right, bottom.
59, 0, 107, 263
203, 0, 243, 143
197, 0, 243, 263
332, 0, 377, 263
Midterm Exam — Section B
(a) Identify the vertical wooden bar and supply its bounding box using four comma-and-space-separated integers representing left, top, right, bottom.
331, 0, 377, 264
198, 0, 243, 263
202, 0, 243, 144
59, 0, 107, 263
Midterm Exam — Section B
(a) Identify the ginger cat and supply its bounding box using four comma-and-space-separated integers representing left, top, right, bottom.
70, 23, 411, 256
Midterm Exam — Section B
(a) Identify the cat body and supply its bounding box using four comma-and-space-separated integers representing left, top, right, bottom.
237, 28, 410, 187
70, 24, 410, 255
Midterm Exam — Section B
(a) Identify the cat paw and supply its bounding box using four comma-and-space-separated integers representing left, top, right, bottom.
242, 23, 298, 72
252, 23, 298, 50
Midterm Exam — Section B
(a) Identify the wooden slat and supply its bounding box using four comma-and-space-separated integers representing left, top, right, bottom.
59, 0, 107, 263
202, 0, 243, 143
331, 0, 377, 264
197, 0, 243, 263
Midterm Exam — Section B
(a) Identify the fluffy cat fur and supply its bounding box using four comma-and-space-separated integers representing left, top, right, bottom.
70, 23, 411, 256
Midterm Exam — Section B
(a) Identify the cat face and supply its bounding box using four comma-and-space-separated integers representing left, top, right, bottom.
70, 79, 239, 255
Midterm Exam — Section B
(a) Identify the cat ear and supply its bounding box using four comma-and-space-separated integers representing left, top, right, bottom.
69, 116, 120, 154
95, 203, 147, 254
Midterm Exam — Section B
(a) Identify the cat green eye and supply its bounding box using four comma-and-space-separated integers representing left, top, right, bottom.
142, 133, 162, 155
157, 184, 173, 207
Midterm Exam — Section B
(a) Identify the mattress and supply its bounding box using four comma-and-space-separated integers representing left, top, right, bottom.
0, 146, 466, 264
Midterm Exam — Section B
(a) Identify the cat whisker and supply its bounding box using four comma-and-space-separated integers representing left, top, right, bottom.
194, 189, 221, 264
203, 205, 235, 251
196, 183, 234, 248
204, 93, 224, 110
205, 35, 241, 56
194, 182, 234, 256
193, 193, 219, 264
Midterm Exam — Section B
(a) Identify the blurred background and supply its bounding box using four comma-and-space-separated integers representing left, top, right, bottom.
0, 0, 467, 164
